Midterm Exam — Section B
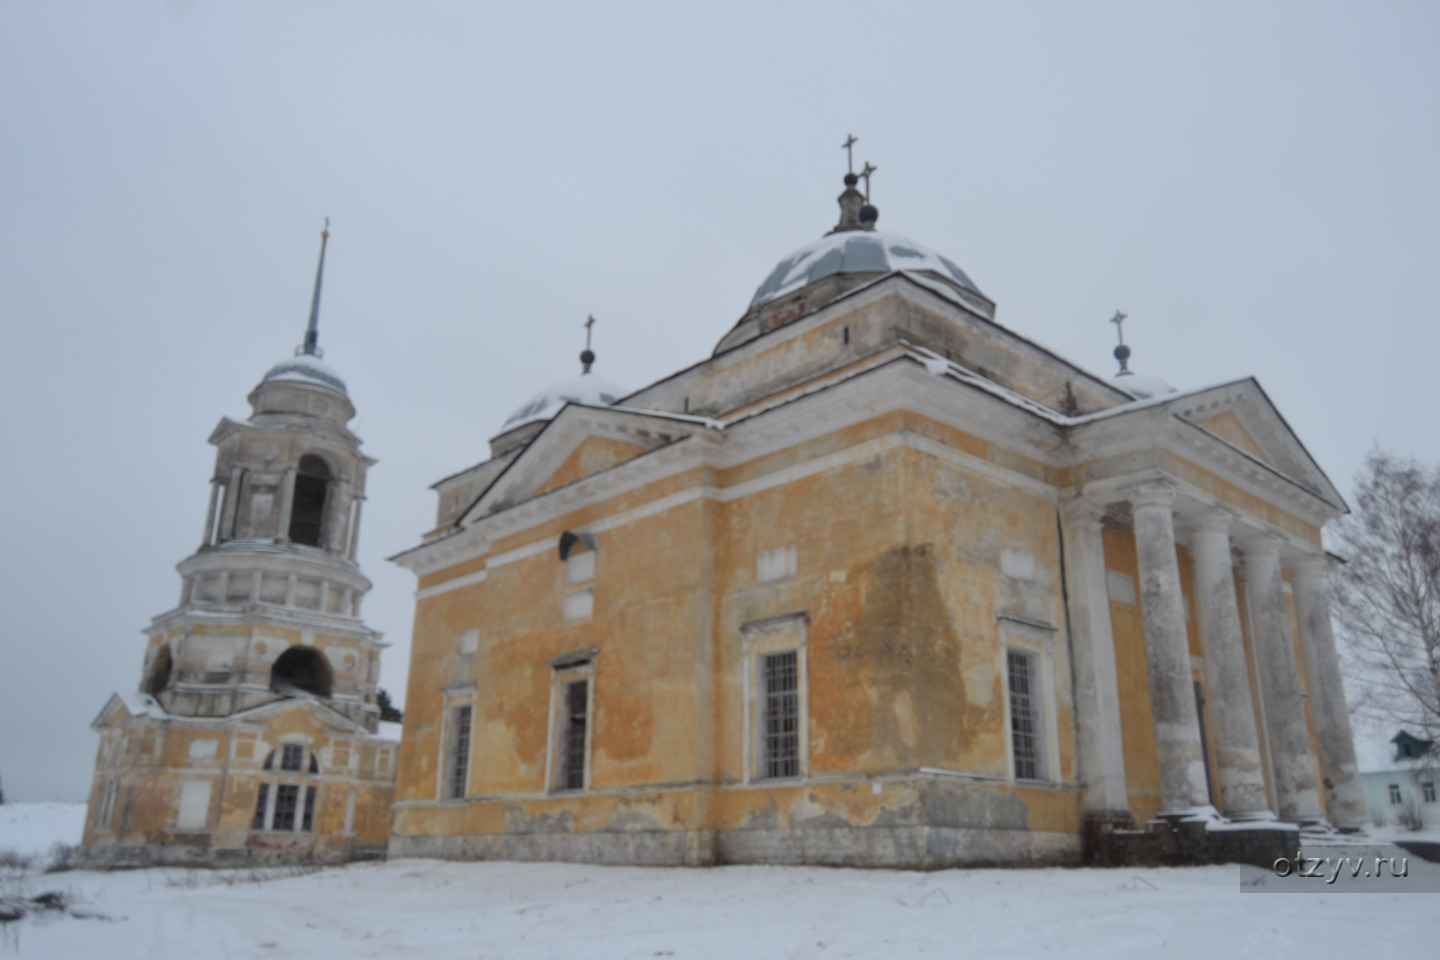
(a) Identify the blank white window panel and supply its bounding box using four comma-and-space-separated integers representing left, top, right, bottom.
176, 779, 212, 830
1001, 548, 1035, 581
567, 550, 595, 584
188, 739, 218, 760
565, 589, 594, 622
1106, 570, 1136, 606
458, 629, 480, 655
757, 545, 797, 583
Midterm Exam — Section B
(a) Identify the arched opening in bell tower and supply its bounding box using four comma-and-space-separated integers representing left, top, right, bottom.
144, 644, 172, 696
270, 646, 333, 699
288, 455, 331, 547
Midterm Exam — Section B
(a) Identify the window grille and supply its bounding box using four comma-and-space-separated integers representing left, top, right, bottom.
252, 783, 269, 830
281, 744, 304, 772
302, 786, 317, 831
446, 705, 472, 800
1008, 649, 1040, 781
274, 784, 300, 830
1423, 781, 1436, 804
560, 681, 589, 791
1388, 783, 1402, 805
762, 651, 799, 779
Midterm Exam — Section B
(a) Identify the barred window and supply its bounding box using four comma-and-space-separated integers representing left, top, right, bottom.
446, 705, 472, 801
252, 783, 269, 830
274, 784, 300, 830
560, 680, 589, 791
1008, 649, 1040, 781
762, 651, 799, 780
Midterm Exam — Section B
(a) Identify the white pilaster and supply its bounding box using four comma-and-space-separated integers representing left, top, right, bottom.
1189, 511, 1273, 819
1129, 482, 1212, 814
1060, 498, 1131, 820
275, 466, 297, 541
1241, 537, 1325, 824
1289, 555, 1368, 830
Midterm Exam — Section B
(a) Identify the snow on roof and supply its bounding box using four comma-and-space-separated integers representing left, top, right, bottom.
260, 353, 348, 396
750, 230, 980, 308
117, 691, 165, 718
1114, 371, 1177, 400
502, 371, 631, 430
378, 720, 404, 742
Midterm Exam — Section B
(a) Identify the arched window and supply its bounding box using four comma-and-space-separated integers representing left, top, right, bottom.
144, 644, 172, 696
271, 646, 333, 699
288, 455, 331, 547
254, 745, 320, 832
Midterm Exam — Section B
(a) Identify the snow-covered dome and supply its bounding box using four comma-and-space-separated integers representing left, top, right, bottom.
260, 353, 348, 397
502, 372, 630, 430
1115, 372, 1176, 401
750, 229, 981, 309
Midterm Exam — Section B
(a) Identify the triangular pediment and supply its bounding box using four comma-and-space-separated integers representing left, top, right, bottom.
460, 404, 714, 524
1168, 379, 1346, 511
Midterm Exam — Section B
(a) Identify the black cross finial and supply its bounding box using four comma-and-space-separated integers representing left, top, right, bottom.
580, 315, 596, 374
1110, 310, 1128, 344
860, 161, 877, 200
842, 133, 858, 173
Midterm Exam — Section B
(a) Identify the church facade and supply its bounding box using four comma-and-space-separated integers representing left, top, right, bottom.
387, 169, 1368, 867
79, 228, 398, 867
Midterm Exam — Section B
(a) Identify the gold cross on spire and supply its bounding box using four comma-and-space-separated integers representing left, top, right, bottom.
842, 133, 858, 173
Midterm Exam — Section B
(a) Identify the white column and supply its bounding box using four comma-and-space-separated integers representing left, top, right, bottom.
275, 466, 297, 542
323, 479, 351, 552
347, 496, 365, 560
1241, 537, 1325, 823
218, 467, 243, 542
1060, 499, 1131, 821
1129, 482, 1212, 814
201, 480, 221, 547
1289, 556, 1368, 830
1189, 511, 1273, 819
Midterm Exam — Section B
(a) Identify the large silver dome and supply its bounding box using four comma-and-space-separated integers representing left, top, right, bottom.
750, 229, 981, 309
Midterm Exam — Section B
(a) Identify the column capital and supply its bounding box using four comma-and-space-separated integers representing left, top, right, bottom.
1187, 507, 1238, 537
1059, 497, 1109, 525
1238, 532, 1283, 560
1125, 479, 1177, 512
1285, 552, 1334, 580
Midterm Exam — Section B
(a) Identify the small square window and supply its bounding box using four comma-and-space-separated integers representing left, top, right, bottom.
757, 545, 797, 583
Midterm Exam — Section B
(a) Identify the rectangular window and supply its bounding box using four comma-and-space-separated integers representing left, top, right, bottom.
252, 783, 270, 830
95, 782, 118, 830
1423, 781, 1436, 804
757, 545, 797, 583
302, 785, 317, 831
1388, 783, 1403, 805
446, 705, 472, 800
761, 651, 800, 780
274, 784, 300, 830
559, 680, 589, 791
1008, 649, 1041, 781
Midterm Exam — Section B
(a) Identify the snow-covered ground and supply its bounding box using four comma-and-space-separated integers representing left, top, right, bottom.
2, 804, 1437, 959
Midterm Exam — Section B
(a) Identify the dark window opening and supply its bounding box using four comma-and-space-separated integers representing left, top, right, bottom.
262, 750, 274, 770
309, 753, 319, 774
271, 646, 333, 698
301, 786, 317, 831
843, 326, 850, 345
252, 783, 269, 830
288, 455, 331, 546
274, 784, 300, 830
1008, 649, 1040, 781
281, 744, 304, 771
560, 681, 588, 791
446, 705, 472, 800
144, 645, 172, 696
762, 651, 799, 780
1193, 680, 1215, 804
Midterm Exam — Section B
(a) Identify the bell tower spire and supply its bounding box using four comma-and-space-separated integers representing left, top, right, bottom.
301, 218, 330, 358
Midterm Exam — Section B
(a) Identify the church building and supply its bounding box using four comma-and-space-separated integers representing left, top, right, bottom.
387, 156, 1368, 868
79, 226, 398, 867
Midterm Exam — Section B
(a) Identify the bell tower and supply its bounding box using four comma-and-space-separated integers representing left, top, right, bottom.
81, 224, 397, 868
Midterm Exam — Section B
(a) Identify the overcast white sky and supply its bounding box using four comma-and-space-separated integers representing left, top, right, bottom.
1, 2, 1436, 802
